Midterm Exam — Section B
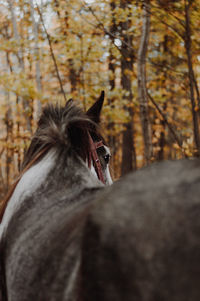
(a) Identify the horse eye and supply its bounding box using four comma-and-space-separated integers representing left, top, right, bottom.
104, 154, 110, 164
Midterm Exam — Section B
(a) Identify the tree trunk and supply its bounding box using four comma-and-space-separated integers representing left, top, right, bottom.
107, 1, 117, 177
157, 102, 166, 161
3, 28, 15, 190
137, 0, 152, 164
120, 0, 137, 176
30, 0, 42, 118
80, 31, 86, 110
3, 23, 22, 178
4, 52, 13, 191
5, 106, 13, 192
7, 0, 32, 132
7, 0, 24, 70
184, 0, 200, 155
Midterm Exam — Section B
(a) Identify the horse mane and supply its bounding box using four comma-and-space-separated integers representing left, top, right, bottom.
21, 101, 104, 170
0, 100, 104, 223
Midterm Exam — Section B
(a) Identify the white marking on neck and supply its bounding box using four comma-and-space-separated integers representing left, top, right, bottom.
104, 146, 113, 185
105, 165, 113, 185
90, 163, 99, 180
85, 158, 99, 181
0, 150, 56, 236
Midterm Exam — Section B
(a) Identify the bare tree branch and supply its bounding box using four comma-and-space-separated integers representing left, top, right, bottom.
151, 3, 185, 29
153, 15, 184, 40
80, 0, 135, 55
147, 91, 185, 153
36, 4, 67, 102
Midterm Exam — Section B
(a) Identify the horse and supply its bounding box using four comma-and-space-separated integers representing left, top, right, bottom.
1, 91, 200, 301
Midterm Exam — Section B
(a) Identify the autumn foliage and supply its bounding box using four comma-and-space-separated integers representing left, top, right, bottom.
0, 0, 200, 199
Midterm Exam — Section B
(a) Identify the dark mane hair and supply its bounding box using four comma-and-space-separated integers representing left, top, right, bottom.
21, 100, 105, 171
0, 100, 105, 223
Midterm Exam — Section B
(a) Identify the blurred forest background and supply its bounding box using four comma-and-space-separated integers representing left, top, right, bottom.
0, 0, 200, 200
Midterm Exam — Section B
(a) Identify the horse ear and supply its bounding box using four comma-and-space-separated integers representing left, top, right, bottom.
86, 91, 105, 124
65, 98, 73, 107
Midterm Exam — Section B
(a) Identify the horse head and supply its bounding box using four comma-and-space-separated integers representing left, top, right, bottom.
0, 92, 112, 224
22, 91, 112, 184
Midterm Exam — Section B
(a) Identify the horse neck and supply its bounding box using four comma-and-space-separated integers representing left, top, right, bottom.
0, 148, 102, 232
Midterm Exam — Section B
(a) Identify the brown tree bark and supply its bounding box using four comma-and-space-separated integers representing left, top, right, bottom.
7, 0, 32, 133
68, 59, 78, 94
120, 0, 137, 176
184, 0, 200, 155
107, 1, 117, 177
4, 48, 13, 191
5, 107, 13, 192
30, 0, 42, 118
137, 0, 153, 164
2, 24, 16, 191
